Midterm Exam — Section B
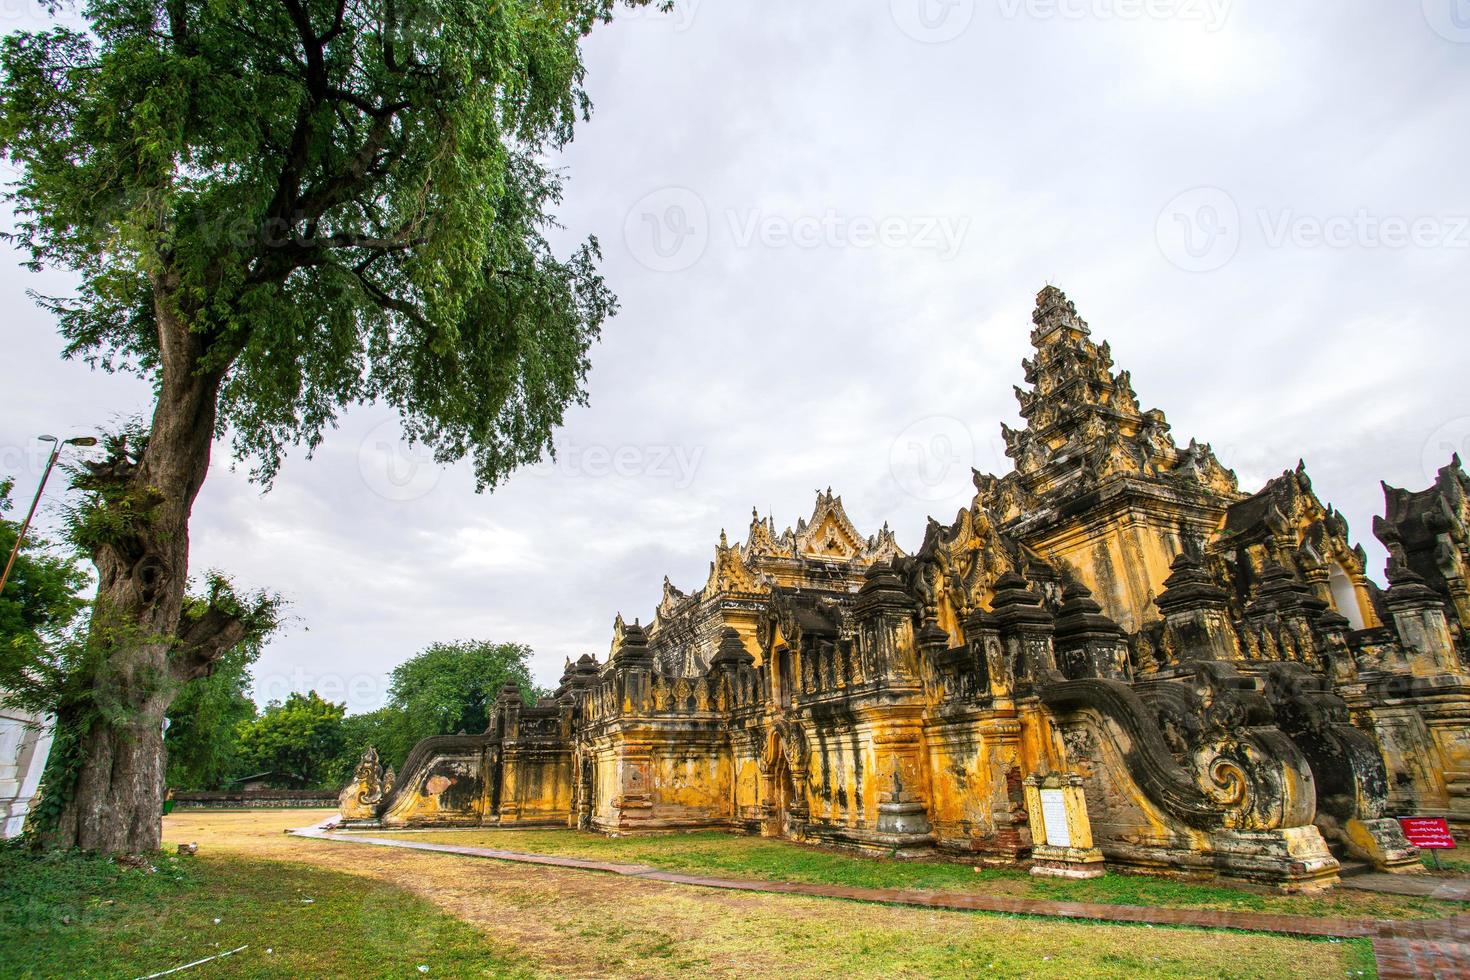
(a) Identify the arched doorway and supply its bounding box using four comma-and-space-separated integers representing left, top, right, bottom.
769, 751, 795, 837
761, 722, 807, 839
574, 749, 595, 830
1328, 562, 1366, 629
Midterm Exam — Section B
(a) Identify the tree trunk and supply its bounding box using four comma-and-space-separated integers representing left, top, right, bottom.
47, 284, 225, 854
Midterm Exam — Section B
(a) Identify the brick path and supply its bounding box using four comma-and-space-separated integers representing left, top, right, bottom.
292, 822, 1470, 976
1372, 938, 1469, 978
1340, 871, 1470, 902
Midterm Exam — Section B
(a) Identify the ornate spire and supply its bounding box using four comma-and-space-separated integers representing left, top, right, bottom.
995, 286, 1238, 499
710, 627, 755, 670
1031, 284, 1092, 345
1155, 553, 1230, 616
609, 618, 653, 668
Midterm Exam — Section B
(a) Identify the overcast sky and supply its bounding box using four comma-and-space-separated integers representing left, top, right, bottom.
3, 1, 1467, 712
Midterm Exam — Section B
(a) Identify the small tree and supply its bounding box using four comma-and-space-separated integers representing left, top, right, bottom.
235, 691, 345, 789
1, 0, 656, 851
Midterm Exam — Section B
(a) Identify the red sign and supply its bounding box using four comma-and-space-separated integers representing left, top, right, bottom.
1398, 816, 1456, 849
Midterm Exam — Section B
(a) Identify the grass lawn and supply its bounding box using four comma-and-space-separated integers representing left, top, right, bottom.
1421, 840, 1470, 874
367, 826, 1466, 921
144, 809, 1382, 978
0, 842, 534, 979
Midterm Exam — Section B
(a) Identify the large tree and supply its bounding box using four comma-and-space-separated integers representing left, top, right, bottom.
388, 638, 535, 743
0, 0, 652, 852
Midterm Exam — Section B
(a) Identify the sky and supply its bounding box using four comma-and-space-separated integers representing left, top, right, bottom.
2, 1, 1467, 713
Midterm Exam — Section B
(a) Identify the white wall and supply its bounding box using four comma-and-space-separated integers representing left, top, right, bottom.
0, 695, 54, 838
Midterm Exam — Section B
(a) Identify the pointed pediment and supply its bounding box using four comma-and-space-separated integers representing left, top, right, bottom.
745, 507, 782, 558
655, 575, 689, 622
864, 522, 902, 563
704, 534, 765, 595
796, 488, 866, 560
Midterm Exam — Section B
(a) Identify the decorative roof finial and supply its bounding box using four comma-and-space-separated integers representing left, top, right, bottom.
1031, 283, 1090, 344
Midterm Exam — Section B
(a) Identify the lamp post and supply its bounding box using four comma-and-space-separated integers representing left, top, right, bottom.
0, 434, 99, 596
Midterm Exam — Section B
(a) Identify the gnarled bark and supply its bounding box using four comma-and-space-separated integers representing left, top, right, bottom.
47, 288, 236, 854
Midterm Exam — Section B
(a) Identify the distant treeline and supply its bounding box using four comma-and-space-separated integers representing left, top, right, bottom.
166, 640, 541, 791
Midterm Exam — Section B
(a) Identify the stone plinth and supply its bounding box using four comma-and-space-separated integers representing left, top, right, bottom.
869, 769, 936, 857
1024, 772, 1105, 879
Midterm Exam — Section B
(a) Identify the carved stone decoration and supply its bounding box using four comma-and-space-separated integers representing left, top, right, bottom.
337, 746, 385, 822
1259, 662, 1421, 872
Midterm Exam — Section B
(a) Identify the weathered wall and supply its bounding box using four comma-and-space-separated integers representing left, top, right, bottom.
378, 738, 489, 827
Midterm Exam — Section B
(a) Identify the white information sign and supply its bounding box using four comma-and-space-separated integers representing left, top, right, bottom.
1039, 788, 1071, 848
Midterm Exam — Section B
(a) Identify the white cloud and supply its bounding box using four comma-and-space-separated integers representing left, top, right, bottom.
2, 1, 1467, 712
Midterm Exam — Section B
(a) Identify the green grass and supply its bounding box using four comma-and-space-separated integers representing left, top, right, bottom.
1421, 841, 1470, 873
146, 810, 1379, 978
371, 827, 1464, 921
0, 841, 533, 979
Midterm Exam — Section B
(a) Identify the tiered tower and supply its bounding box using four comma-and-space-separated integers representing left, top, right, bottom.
980, 286, 1241, 630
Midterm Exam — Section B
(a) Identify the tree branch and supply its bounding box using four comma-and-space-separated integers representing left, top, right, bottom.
171, 604, 249, 682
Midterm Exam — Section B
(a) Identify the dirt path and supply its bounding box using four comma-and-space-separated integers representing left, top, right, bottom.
163, 809, 1364, 979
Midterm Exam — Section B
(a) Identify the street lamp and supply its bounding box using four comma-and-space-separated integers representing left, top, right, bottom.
0, 434, 99, 596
